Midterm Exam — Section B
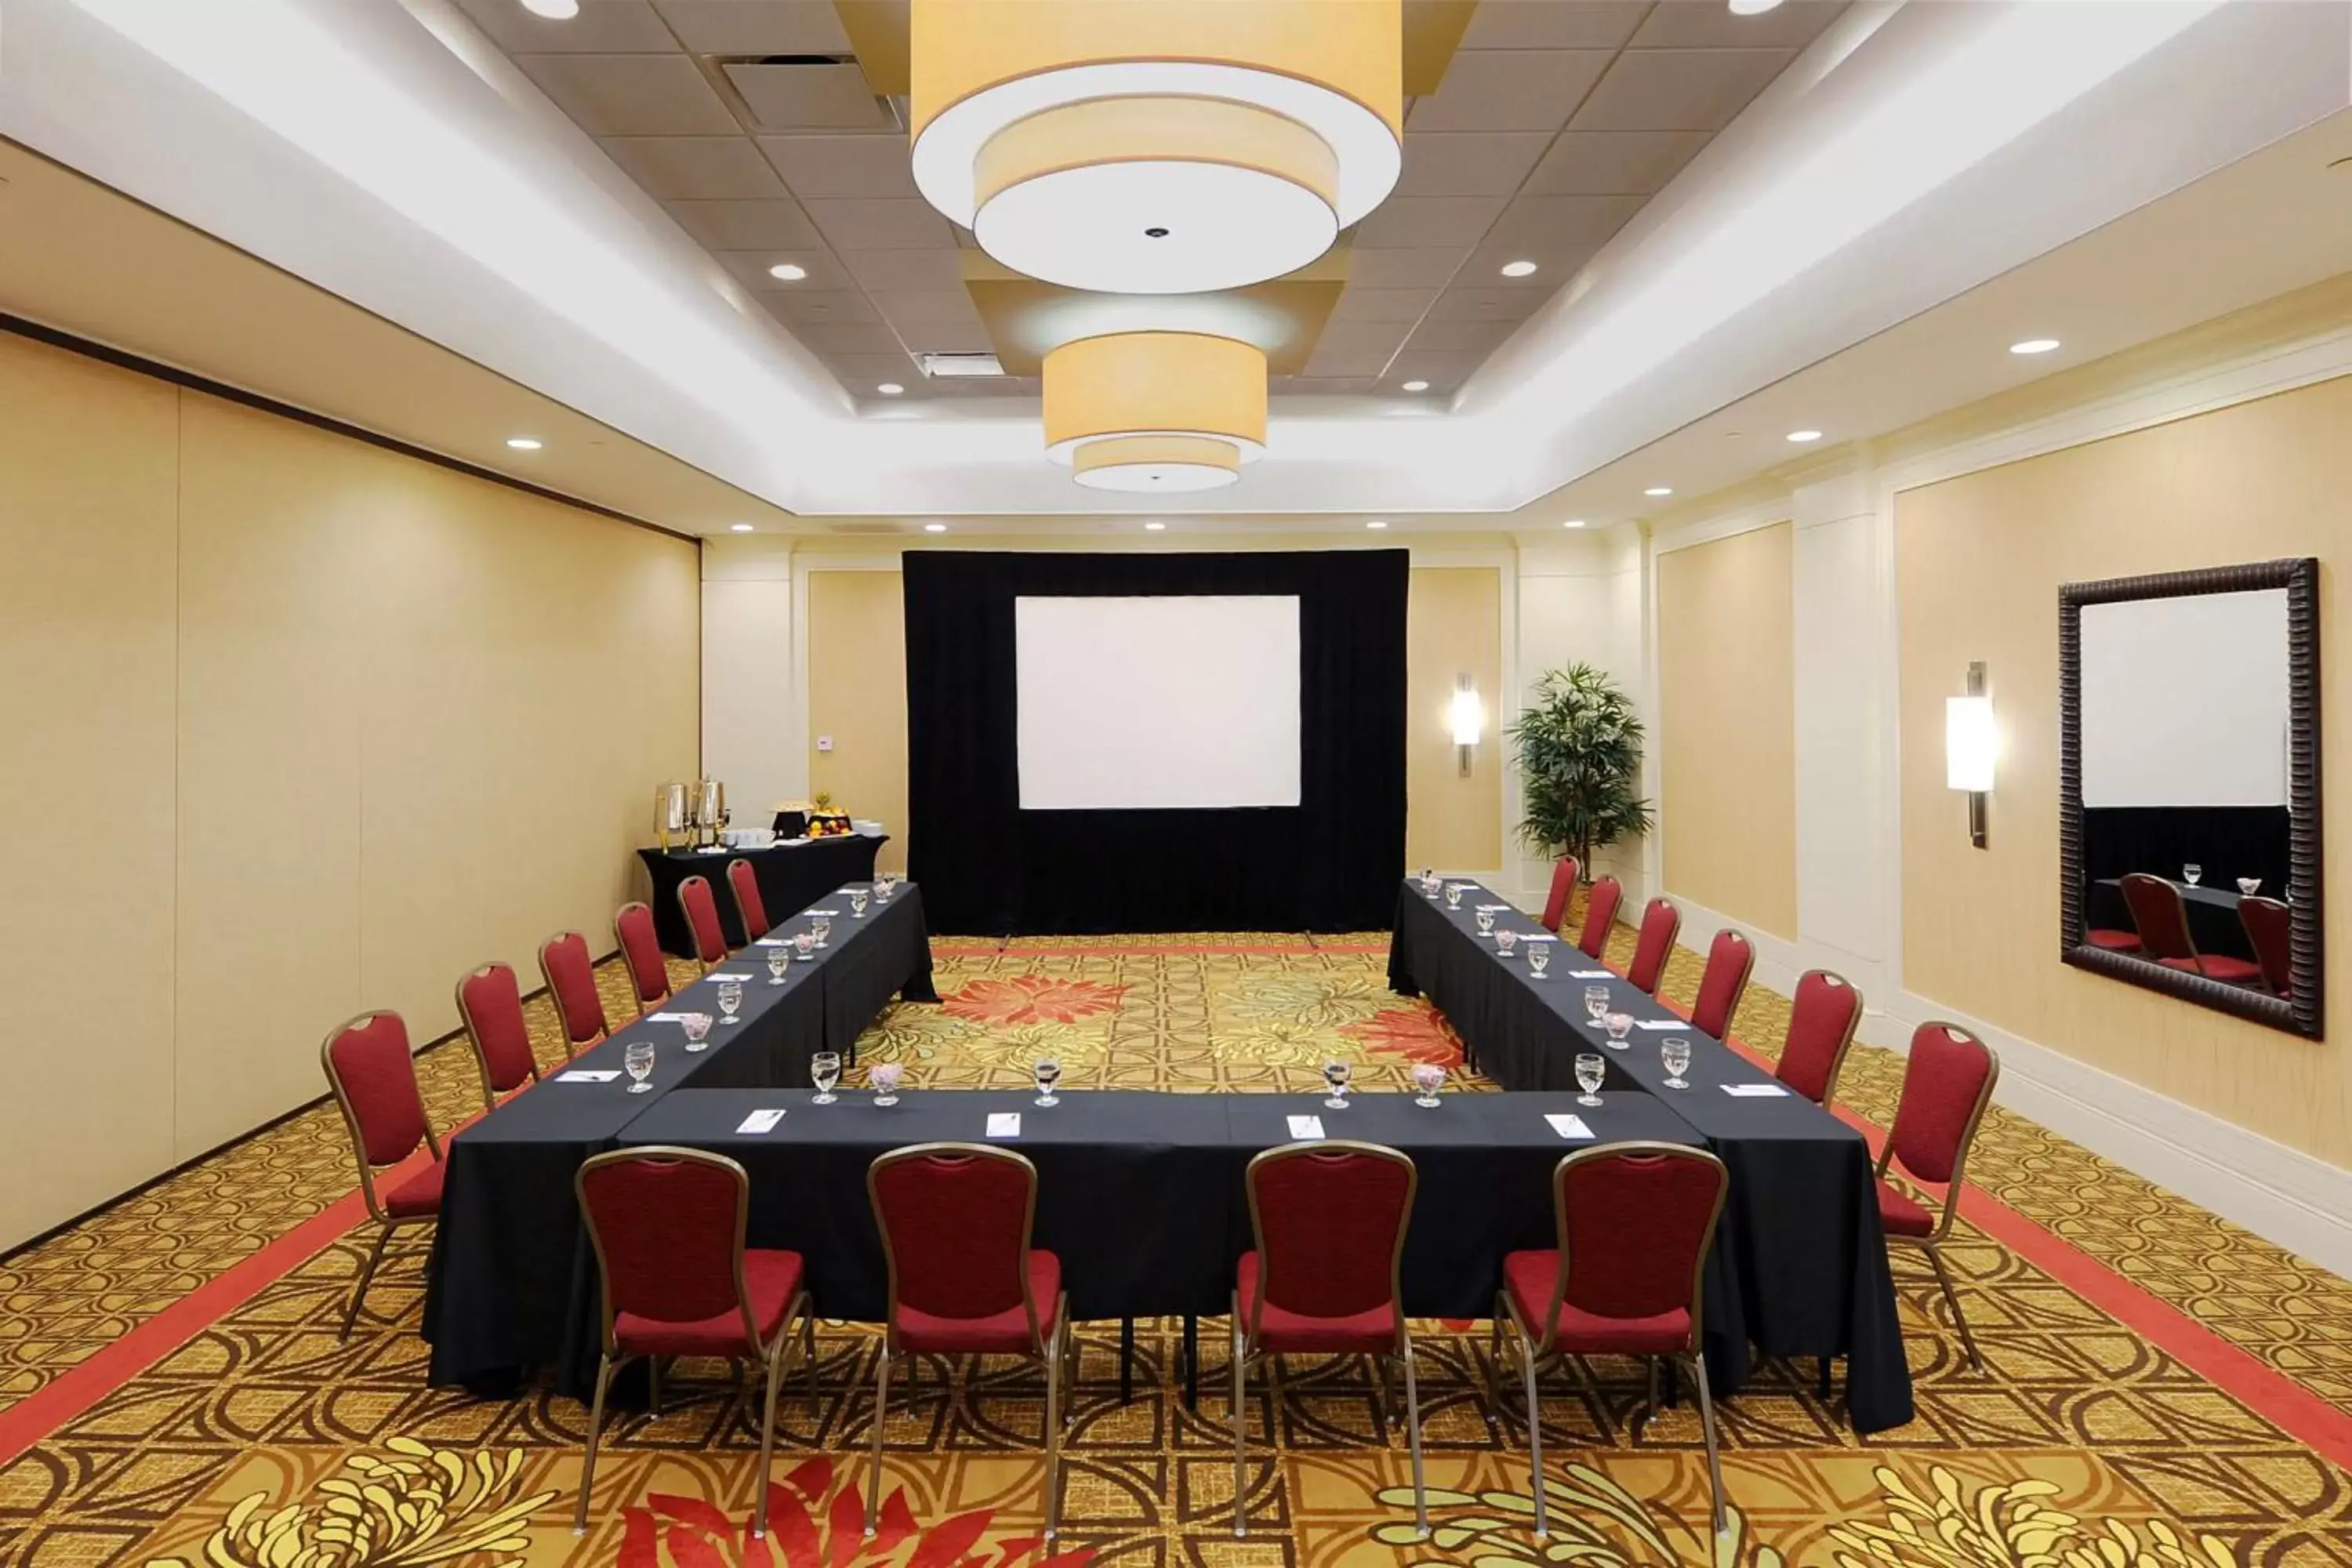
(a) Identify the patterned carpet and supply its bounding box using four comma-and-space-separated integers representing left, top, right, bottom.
3, 909, 2350, 1567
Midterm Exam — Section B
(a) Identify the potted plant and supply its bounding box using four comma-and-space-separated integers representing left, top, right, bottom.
1508, 663, 1653, 875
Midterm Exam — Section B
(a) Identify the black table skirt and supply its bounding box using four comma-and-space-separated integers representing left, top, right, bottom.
1388, 882, 1914, 1434
637, 837, 885, 956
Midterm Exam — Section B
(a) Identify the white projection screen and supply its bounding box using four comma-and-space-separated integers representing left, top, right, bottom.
1015, 595, 1302, 809
2080, 589, 2290, 808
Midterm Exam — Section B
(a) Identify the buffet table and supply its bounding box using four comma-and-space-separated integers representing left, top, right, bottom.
637, 834, 885, 955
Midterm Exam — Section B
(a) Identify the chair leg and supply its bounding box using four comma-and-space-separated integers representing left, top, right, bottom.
754, 1330, 787, 1538
1640, 1357, 1660, 1436
804, 1312, 821, 1403
1689, 1353, 1726, 1538
1397, 1332, 1429, 1541
340, 1225, 393, 1341
1520, 1338, 1548, 1540
573, 1354, 617, 1535
1925, 1243, 1984, 1373
648, 1356, 663, 1417
1043, 1311, 1065, 1543
862, 1341, 893, 1538
1229, 1310, 1249, 1539
1370, 1348, 1392, 1438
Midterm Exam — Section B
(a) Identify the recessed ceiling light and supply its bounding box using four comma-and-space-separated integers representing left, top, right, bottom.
923, 522, 949, 533
1644, 486, 1673, 497
1144, 521, 1167, 532
877, 383, 905, 395
2009, 338, 2061, 355
505, 437, 543, 450
519, 0, 580, 17
1366, 520, 1388, 529
768, 262, 808, 281
1786, 429, 1823, 443
729, 523, 755, 532
1400, 379, 1430, 392
1499, 260, 1538, 278
1563, 519, 1587, 528
1727, 0, 1784, 13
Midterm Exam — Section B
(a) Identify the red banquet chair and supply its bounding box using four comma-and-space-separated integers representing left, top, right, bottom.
2119, 873, 2262, 984
865, 1144, 1070, 1541
1231, 1143, 1428, 1541
1877, 1023, 2001, 1372
321, 1011, 445, 1339
2239, 896, 2292, 996
1675, 927, 1754, 1040
2082, 927, 2142, 954
615, 901, 673, 1014
572, 1147, 814, 1537
1574, 875, 1622, 961
539, 930, 610, 1055
1775, 969, 1864, 1111
678, 874, 731, 972
727, 858, 772, 942
454, 960, 543, 1112
1621, 898, 1681, 996
1538, 855, 1582, 934
1494, 1143, 1730, 1540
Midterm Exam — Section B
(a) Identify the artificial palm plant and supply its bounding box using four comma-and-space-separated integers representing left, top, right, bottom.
1508, 663, 1653, 874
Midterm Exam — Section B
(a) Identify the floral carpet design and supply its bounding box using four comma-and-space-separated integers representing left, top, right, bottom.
2, 913, 2347, 1567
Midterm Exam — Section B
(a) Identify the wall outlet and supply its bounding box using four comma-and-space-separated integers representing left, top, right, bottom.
816, 735, 834, 752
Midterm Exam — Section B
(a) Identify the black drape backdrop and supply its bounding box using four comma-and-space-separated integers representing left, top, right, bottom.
905, 550, 1407, 934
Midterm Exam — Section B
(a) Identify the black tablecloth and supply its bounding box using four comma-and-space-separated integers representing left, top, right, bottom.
1388, 882, 1914, 1434
637, 837, 885, 956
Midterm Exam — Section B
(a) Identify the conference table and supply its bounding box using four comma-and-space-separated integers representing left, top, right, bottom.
421, 883, 936, 1392
2088, 876, 2270, 961
1388, 880, 1914, 1435
637, 835, 886, 956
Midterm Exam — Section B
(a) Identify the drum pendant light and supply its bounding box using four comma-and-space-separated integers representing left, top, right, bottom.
1043, 332, 1267, 492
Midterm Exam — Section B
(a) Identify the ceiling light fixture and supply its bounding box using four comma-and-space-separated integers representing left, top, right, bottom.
1499, 260, 1538, 278
1365, 521, 1388, 529
729, 523, 755, 532
1400, 379, 1429, 392
1786, 429, 1823, 443
1145, 521, 1167, 531
907, 0, 1402, 294
1727, 0, 1785, 13
505, 437, 543, 450
1045, 331, 1265, 492
2009, 338, 2061, 355
877, 383, 905, 395
924, 522, 949, 532
1644, 486, 1672, 497
768, 262, 808, 281
1563, 519, 1586, 528
518, 0, 580, 18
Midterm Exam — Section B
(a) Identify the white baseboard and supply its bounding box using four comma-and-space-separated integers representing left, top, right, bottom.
1653, 891, 1806, 999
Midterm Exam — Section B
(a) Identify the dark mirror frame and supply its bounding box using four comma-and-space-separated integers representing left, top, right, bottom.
2059, 557, 2322, 1038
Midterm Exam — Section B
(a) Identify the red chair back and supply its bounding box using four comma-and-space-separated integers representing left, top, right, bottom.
578, 1148, 750, 1343
1625, 898, 1680, 995
2240, 896, 2292, 994
869, 1144, 1039, 1328
1575, 875, 1622, 960
679, 876, 729, 965
615, 902, 671, 1007
1549, 1144, 1726, 1330
539, 931, 609, 1051
455, 961, 539, 1102
1889, 1023, 1998, 1186
1244, 1144, 1414, 1327
727, 859, 771, 942
322, 1011, 434, 1169
2120, 873, 2197, 961
1539, 856, 1581, 933
1776, 969, 1862, 1106
1688, 928, 1753, 1039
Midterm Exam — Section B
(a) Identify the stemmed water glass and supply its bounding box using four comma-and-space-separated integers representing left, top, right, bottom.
1420, 868, 1439, 899
1496, 929, 1519, 959
767, 947, 790, 985
850, 887, 869, 917
624, 1040, 655, 1093
875, 873, 897, 902
1475, 906, 1497, 937
1411, 1062, 1444, 1108
1661, 1037, 1693, 1090
810, 1050, 841, 1104
793, 931, 816, 962
870, 1062, 903, 1107
1033, 1057, 1062, 1107
1573, 1052, 1605, 1108
1321, 1059, 1352, 1110
1528, 942, 1551, 978
1584, 985, 1610, 1026
811, 916, 833, 949
717, 982, 742, 1025
681, 1012, 713, 1053
2183, 863, 2202, 887
1443, 884, 1465, 910
1602, 1011, 1633, 1050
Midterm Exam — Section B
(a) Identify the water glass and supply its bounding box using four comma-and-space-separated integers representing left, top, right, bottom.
811, 916, 833, 949
2238, 877, 2261, 895
1602, 1011, 1633, 1050
1033, 1057, 1062, 1107
2183, 863, 2202, 887
793, 931, 816, 962
681, 1012, 713, 1052
850, 888, 869, 917
1475, 906, 1496, 936
1527, 942, 1551, 978
870, 1061, 903, 1107
1661, 1037, 1693, 1090
767, 948, 790, 985
1443, 884, 1465, 910
1584, 985, 1610, 1024
1420, 869, 1439, 899
875, 875, 896, 902
1322, 1058, 1352, 1110
1495, 929, 1519, 959
1573, 1052, 1605, 1107
810, 1050, 841, 1104
1411, 1062, 1444, 1107
717, 982, 742, 1023
624, 1040, 655, 1094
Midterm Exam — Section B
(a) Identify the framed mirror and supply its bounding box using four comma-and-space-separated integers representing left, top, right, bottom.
2060, 557, 2321, 1037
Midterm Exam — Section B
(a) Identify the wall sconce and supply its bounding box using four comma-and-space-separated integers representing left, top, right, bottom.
1945, 662, 1994, 849
1450, 673, 1484, 777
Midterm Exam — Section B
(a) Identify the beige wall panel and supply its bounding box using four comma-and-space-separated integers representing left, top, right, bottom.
1657, 523, 1798, 939
1405, 566, 1502, 873
1897, 375, 2352, 1166
0, 336, 180, 1245
806, 571, 908, 876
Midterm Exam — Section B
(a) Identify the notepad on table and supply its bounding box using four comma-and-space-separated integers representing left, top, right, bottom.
736, 1109, 786, 1134
706, 972, 756, 983
1635, 1019, 1683, 1032
646, 1011, 693, 1022
755, 937, 788, 946
557, 1069, 620, 1083
1544, 1113, 1594, 1140
803, 909, 839, 918
1722, 1083, 1789, 1098
986, 1112, 1022, 1138
1567, 970, 1613, 979
1286, 1115, 1326, 1140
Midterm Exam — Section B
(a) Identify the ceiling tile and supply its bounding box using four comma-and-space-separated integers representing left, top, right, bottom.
1380, 349, 1486, 391
712, 249, 857, 290
800, 321, 907, 355
1464, 232, 1605, 283
1283, 376, 1378, 396
1483, 193, 1646, 252
865, 289, 985, 329
1629, 0, 1848, 50
1344, 247, 1472, 289
756, 133, 920, 199
1460, 0, 1649, 49
836, 248, 966, 290
1404, 316, 1518, 354
1329, 287, 1443, 324
666, 198, 822, 249
804, 198, 955, 249
900, 319, 996, 354
1571, 48, 1795, 132
1523, 129, 1713, 194
652, 0, 853, 53
1425, 287, 1542, 321
1395, 132, 1555, 198
1303, 320, 1414, 379
514, 53, 739, 135
455, 0, 676, 53
597, 136, 786, 198
724, 60, 895, 130
1404, 50, 1612, 132
826, 352, 920, 390
760, 289, 880, 325
1351, 194, 1508, 248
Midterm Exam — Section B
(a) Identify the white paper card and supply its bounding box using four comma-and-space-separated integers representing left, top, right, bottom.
1635, 1019, 1684, 1031
803, 909, 840, 917
1722, 1083, 1790, 1098
1523, 934, 1559, 943
706, 972, 756, 983
1568, 970, 1613, 979
986, 1112, 1022, 1138
1544, 1113, 1595, 1140
755, 937, 789, 947
1286, 1115, 1326, 1140
736, 1109, 787, 1134
646, 1011, 692, 1022
557, 1069, 621, 1083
